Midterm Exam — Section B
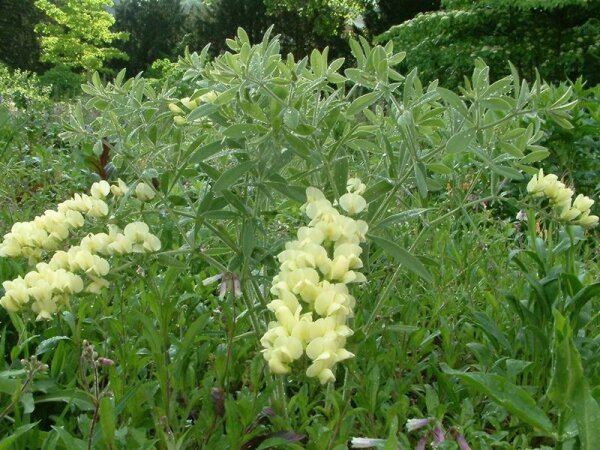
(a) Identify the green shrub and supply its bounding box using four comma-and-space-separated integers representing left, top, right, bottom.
377, 0, 600, 89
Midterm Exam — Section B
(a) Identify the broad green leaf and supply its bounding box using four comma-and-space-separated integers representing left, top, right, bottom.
490, 164, 523, 180
346, 92, 381, 116
157, 254, 187, 268
574, 382, 600, 450
520, 149, 550, 164
20, 391, 34, 414
0, 373, 19, 395
427, 163, 453, 174
222, 123, 262, 139
36, 390, 95, 411
188, 140, 223, 164
241, 220, 255, 258
213, 87, 238, 106
362, 180, 393, 203
213, 161, 254, 192
332, 157, 348, 196
264, 181, 305, 203
481, 97, 513, 111
99, 396, 116, 448
368, 235, 433, 283
438, 87, 468, 115
283, 108, 300, 130
446, 129, 475, 154
414, 162, 428, 198
442, 366, 554, 434
187, 102, 219, 121
566, 283, 600, 315
34, 335, 67, 365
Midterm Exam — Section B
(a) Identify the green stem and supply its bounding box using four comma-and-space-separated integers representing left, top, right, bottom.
274, 376, 289, 423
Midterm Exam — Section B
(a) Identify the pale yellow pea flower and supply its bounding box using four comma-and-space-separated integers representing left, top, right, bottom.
135, 183, 156, 201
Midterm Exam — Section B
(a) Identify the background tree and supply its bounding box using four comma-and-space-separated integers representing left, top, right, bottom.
113, 0, 185, 75
362, 0, 441, 37
0, 0, 43, 71
186, 0, 365, 59
35, 0, 128, 72
377, 0, 600, 88
264, 0, 364, 57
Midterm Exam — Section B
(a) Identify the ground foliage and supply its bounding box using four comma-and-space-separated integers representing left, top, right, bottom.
0, 29, 599, 449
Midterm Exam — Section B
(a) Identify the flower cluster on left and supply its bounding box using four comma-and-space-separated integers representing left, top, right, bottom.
0, 180, 161, 320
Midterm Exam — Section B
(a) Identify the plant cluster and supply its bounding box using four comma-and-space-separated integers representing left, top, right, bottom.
0, 29, 599, 449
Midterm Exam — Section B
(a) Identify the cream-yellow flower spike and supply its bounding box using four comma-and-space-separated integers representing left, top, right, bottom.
0, 181, 162, 320
261, 180, 368, 383
527, 169, 598, 228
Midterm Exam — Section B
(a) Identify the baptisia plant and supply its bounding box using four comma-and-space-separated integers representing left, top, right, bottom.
527, 168, 599, 228
0, 179, 161, 320
261, 179, 368, 384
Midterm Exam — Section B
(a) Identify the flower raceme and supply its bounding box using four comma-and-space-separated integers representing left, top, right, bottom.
527, 169, 599, 228
261, 180, 368, 384
0, 180, 161, 320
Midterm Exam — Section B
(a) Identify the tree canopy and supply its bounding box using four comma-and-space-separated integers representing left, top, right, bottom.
35, 0, 128, 72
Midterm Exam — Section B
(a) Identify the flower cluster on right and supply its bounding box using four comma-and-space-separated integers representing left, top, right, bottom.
527, 168, 598, 228
261, 179, 368, 384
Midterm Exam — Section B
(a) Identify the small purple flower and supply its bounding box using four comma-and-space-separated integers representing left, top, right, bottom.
406, 418, 431, 432
202, 273, 241, 299
98, 357, 114, 366
432, 424, 445, 443
451, 429, 472, 450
